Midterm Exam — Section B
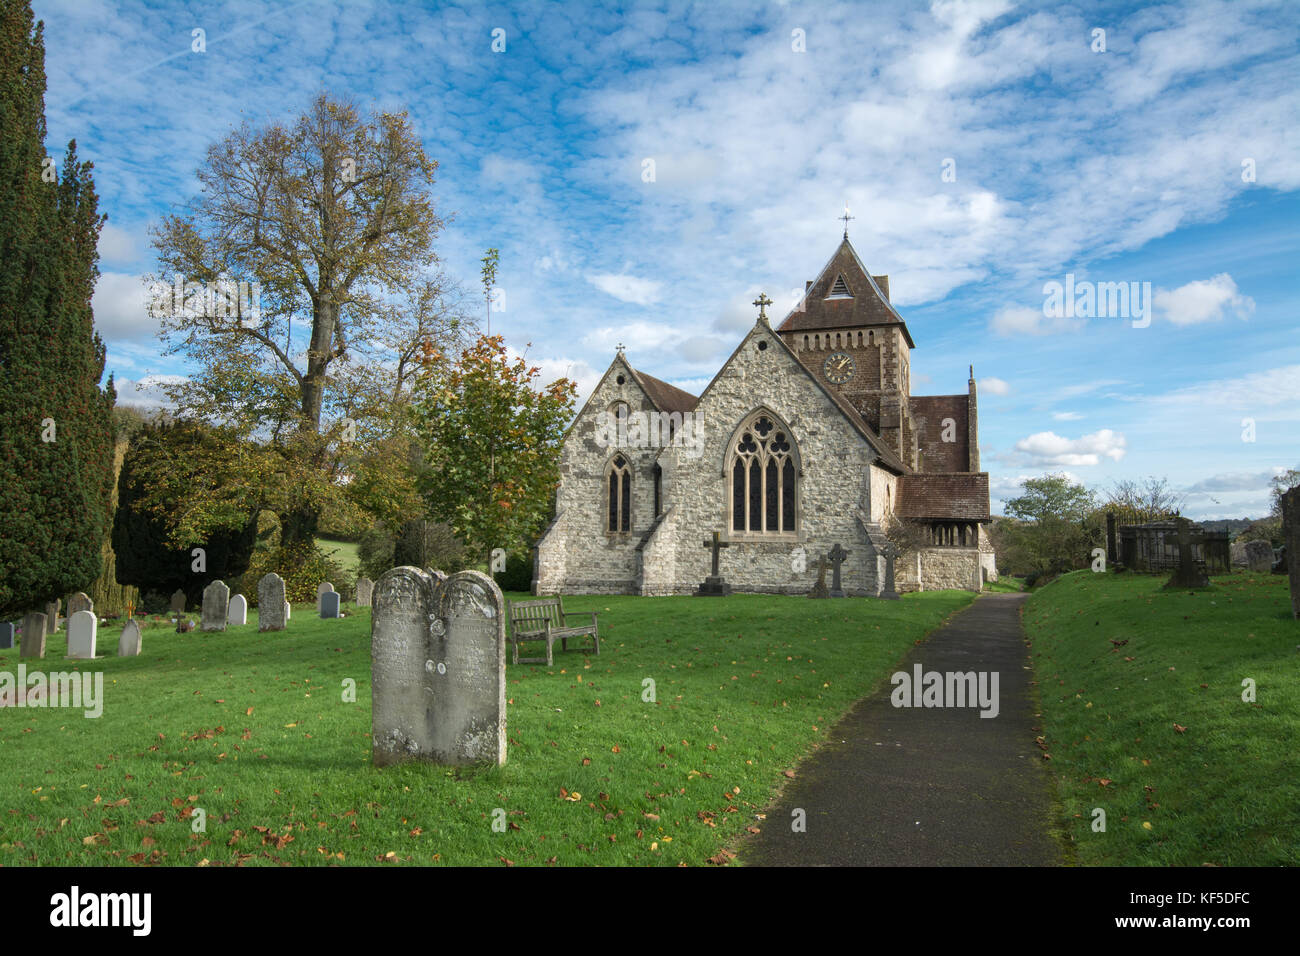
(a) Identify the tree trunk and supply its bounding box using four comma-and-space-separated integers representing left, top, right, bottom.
279, 505, 320, 557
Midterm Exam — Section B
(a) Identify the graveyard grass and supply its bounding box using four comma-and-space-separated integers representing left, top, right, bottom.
0, 590, 973, 866
1025, 569, 1299, 866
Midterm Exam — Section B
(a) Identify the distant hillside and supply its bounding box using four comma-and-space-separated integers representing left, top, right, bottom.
1196, 518, 1258, 536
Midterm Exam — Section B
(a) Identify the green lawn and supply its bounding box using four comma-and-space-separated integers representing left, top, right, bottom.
0, 589, 974, 866
1024, 569, 1299, 866
316, 538, 360, 575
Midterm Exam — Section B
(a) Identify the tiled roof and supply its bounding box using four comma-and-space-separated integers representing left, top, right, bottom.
629, 368, 698, 414
776, 237, 915, 347
897, 472, 991, 520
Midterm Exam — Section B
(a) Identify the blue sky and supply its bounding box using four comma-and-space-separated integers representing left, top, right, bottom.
34, 0, 1300, 519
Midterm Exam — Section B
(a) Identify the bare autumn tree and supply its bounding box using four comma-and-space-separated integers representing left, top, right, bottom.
145, 94, 466, 560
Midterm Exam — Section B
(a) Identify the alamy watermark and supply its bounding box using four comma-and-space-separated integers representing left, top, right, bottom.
0, 666, 103, 718
594, 409, 705, 459
148, 276, 261, 321
890, 664, 999, 718
1043, 274, 1151, 328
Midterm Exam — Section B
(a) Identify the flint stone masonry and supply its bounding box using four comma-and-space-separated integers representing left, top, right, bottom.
371, 567, 506, 767
321, 591, 341, 619
67, 610, 98, 659
118, 619, 143, 657
21, 612, 46, 658
67, 592, 93, 617
356, 577, 374, 607
201, 580, 230, 632
258, 574, 287, 631
228, 594, 248, 626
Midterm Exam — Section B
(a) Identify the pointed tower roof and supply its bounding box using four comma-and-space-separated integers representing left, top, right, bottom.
776, 236, 915, 347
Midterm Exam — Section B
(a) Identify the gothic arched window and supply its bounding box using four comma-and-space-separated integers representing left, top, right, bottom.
607, 455, 631, 533
728, 412, 798, 534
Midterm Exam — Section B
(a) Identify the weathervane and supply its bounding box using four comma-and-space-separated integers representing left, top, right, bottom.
752, 292, 772, 323
839, 204, 855, 239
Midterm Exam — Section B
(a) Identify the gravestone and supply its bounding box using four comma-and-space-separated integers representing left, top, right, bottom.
879, 544, 901, 600
828, 544, 850, 598
316, 582, 335, 613
371, 567, 506, 767
67, 610, 98, 659
1230, 542, 1248, 567
45, 599, 60, 636
1244, 540, 1273, 573
285, 601, 291, 621
356, 577, 374, 608
257, 573, 287, 632
696, 531, 732, 596
228, 594, 248, 626
321, 591, 341, 619
21, 612, 46, 658
1283, 488, 1300, 620
1105, 512, 1118, 566
201, 580, 230, 632
808, 557, 829, 599
170, 589, 187, 614
0, 621, 14, 650
118, 619, 143, 657
1162, 517, 1210, 590
67, 592, 93, 617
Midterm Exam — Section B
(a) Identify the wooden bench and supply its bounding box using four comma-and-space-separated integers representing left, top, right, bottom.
506, 597, 599, 666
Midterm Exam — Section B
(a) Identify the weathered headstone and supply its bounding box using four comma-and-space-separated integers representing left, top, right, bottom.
879, 544, 901, 600
257, 573, 287, 632
118, 619, 143, 657
285, 601, 291, 621
67, 610, 98, 659
696, 531, 732, 596
21, 612, 46, 658
0, 621, 14, 650
828, 544, 850, 598
1162, 517, 1210, 590
44, 599, 60, 636
371, 567, 506, 767
1244, 539, 1273, 573
228, 594, 248, 626
1230, 542, 1248, 568
170, 589, 187, 614
808, 557, 829, 599
356, 577, 374, 608
1283, 488, 1300, 620
67, 592, 94, 617
316, 582, 335, 613
201, 580, 230, 632
321, 591, 341, 619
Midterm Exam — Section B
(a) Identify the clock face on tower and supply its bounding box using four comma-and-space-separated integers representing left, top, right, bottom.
823, 351, 855, 385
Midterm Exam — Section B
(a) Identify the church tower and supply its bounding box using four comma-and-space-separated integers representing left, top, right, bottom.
775, 227, 919, 468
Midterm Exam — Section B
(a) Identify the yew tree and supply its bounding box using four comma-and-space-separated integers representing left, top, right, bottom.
146, 94, 464, 560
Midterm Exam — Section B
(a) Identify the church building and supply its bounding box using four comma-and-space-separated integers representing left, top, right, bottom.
533, 230, 996, 596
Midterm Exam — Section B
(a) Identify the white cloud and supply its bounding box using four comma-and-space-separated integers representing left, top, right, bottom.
1154, 273, 1255, 325
92, 272, 156, 340
1152, 365, 1300, 410
1014, 429, 1127, 466
990, 305, 1084, 337
586, 273, 663, 306
112, 374, 184, 409
980, 376, 1010, 395
97, 222, 138, 264
1052, 410, 1083, 421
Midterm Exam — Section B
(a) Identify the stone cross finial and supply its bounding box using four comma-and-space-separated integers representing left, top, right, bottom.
752, 293, 772, 324
839, 205, 854, 238
616, 342, 625, 355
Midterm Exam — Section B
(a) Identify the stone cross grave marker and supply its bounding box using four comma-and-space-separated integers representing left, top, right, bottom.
356, 577, 374, 607
696, 531, 732, 596
371, 567, 506, 767
1162, 517, 1210, 590
67, 610, 98, 659
828, 544, 850, 598
808, 556, 830, 599
228, 594, 248, 626
1283, 487, 1300, 620
118, 619, 143, 657
21, 612, 46, 658
880, 544, 901, 600
316, 582, 335, 613
0, 620, 13, 650
201, 580, 230, 632
321, 591, 341, 619
68, 592, 93, 617
170, 589, 187, 615
257, 573, 287, 632
44, 599, 60, 636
